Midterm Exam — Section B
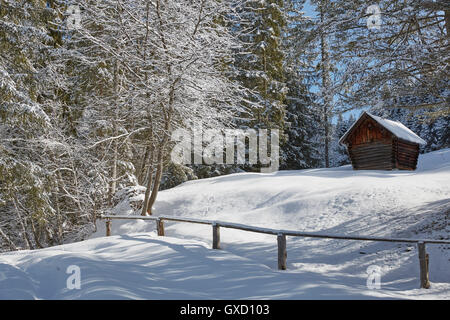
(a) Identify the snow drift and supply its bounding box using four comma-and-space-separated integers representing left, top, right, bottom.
0, 149, 449, 299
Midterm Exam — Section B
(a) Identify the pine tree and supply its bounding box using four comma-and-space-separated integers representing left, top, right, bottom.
0, 0, 100, 250
330, 113, 352, 167
280, 0, 321, 169
281, 71, 322, 169
232, 0, 288, 132
299, 0, 343, 168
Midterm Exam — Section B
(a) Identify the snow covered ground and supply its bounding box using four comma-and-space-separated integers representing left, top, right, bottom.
1, 149, 449, 299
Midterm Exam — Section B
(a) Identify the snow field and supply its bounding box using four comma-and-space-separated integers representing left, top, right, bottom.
1, 149, 449, 299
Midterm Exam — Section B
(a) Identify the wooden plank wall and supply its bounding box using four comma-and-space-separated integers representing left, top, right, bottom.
348, 117, 391, 146
348, 117, 394, 170
395, 139, 420, 170
349, 142, 394, 170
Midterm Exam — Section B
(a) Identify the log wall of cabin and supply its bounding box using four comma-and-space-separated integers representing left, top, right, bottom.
347, 116, 395, 170
394, 139, 420, 170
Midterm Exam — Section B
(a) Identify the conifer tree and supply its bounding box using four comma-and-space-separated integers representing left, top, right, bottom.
232, 0, 288, 132
281, 0, 322, 169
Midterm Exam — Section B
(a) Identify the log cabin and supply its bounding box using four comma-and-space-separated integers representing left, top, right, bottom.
339, 111, 426, 170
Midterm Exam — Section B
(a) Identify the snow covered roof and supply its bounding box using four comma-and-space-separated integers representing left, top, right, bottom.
339, 111, 427, 145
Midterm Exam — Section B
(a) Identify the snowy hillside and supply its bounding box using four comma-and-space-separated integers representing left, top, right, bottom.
1, 149, 449, 299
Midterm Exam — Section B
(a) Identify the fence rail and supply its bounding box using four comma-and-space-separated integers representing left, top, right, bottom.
100, 214, 450, 289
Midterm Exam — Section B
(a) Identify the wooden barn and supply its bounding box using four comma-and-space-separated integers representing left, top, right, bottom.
339, 112, 426, 170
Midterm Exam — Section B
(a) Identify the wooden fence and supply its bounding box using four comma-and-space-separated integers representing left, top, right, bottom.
100, 214, 450, 289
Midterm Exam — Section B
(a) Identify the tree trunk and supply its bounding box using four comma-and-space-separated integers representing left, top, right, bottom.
12, 199, 32, 250
55, 172, 64, 244
30, 219, 43, 249
137, 145, 150, 185
140, 120, 155, 216
109, 139, 118, 204
324, 109, 330, 168
146, 147, 165, 215
140, 161, 154, 216
446, 9, 450, 38
0, 227, 17, 251
320, 0, 331, 168
109, 59, 121, 204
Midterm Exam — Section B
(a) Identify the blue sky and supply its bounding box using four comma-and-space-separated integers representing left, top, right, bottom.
303, 0, 318, 19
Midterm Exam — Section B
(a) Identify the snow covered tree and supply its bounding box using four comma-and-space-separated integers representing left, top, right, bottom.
294, 0, 345, 168
330, 113, 353, 167
232, 0, 288, 133
57, 0, 142, 205
0, 0, 101, 251
328, 0, 449, 117
280, 0, 322, 169
62, 0, 248, 216
0, 0, 60, 250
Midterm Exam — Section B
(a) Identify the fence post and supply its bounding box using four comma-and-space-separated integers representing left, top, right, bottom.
156, 218, 165, 236
212, 223, 220, 249
106, 218, 111, 237
417, 241, 430, 289
277, 233, 287, 270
